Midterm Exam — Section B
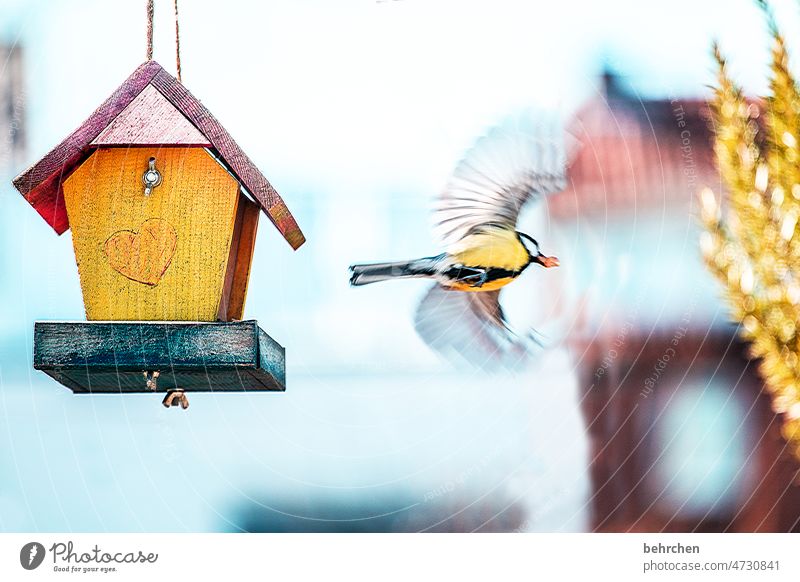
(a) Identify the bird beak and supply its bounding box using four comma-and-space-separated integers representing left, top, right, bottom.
538, 254, 559, 268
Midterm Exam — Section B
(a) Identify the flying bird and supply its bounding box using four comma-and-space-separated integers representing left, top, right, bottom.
349, 115, 567, 364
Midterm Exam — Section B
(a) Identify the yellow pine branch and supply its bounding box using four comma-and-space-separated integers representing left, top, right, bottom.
703, 11, 800, 464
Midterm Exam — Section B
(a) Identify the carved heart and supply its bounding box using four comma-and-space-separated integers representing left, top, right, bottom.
104, 218, 178, 286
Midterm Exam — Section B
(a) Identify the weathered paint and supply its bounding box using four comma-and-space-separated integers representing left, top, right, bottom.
90, 85, 210, 147
63, 147, 239, 320
33, 320, 286, 393
13, 61, 305, 250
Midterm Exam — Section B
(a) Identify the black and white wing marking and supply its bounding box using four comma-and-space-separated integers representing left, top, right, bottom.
433, 114, 568, 247
414, 284, 532, 368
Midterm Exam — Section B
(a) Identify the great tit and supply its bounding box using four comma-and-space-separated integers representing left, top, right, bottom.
349, 115, 566, 363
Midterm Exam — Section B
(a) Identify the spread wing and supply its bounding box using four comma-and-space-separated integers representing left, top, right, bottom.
468, 289, 508, 331
433, 114, 568, 247
414, 284, 534, 368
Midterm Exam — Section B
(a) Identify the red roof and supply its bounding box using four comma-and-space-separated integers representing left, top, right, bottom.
13, 61, 305, 250
550, 72, 719, 219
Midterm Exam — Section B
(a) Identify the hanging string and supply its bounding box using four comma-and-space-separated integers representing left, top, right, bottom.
146, 0, 154, 60
173, 0, 182, 82
145, 0, 182, 82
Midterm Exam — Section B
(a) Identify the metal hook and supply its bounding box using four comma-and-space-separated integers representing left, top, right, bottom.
142, 157, 162, 196
144, 370, 160, 391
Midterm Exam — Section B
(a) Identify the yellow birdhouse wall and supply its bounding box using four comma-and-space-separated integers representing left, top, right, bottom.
63, 147, 241, 321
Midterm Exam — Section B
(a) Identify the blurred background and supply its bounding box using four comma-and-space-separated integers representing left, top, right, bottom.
1, 0, 799, 532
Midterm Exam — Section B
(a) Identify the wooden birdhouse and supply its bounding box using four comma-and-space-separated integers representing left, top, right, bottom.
13, 61, 305, 404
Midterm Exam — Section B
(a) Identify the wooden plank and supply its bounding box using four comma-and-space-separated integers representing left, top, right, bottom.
229, 197, 260, 319
53, 368, 281, 393
63, 147, 239, 321
34, 320, 259, 368
13, 61, 163, 234
33, 320, 285, 393
217, 192, 244, 321
218, 192, 260, 321
91, 85, 210, 146
258, 326, 286, 388
148, 69, 306, 249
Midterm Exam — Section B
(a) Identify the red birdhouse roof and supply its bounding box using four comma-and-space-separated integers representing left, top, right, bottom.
12, 61, 305, 250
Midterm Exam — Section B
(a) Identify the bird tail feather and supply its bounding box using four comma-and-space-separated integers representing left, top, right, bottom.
349, 256, 442, 286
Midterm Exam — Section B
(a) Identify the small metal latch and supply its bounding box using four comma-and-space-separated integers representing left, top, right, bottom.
163, 389, 189, 410
142, 157, 162, 196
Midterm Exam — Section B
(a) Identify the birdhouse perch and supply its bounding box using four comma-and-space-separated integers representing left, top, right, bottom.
14, 61, 304, 400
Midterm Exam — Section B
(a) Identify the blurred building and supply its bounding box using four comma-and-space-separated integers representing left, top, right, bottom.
0, 44, 25, 330
0, 44, 25, 174
549, 71, 800, 532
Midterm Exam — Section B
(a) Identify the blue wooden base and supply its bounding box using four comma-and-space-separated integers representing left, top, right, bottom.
33, 320, 286, 394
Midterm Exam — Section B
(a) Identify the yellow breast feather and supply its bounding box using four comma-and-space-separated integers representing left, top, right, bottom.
448, 226, 530, 272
